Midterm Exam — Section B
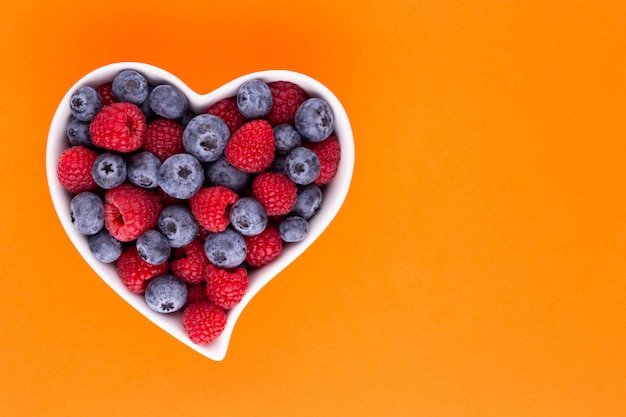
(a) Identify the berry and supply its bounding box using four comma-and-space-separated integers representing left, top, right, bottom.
170, 238, 209, 284
206, 97, 246, 135
224, 119, 275, 173
96, 82, 116, 106
112, 69, 149, 104
284, 147, 321, 185
252, 172, 297, 216
127, 151, 161, 189
89, 230, 122, 263
89, 102, 147, 152
178, 109, 196, 127
278, 216, 309, 242
70, 86, 103, 122
104, 184, 163, 242
291, 184, 322, 219
149, 84, 189, 120
91, 152, 127, 189
157, 205, 199, 248
157, 153, 205, 199
142, 118, 184, 161
67, 117, 93, 148
205, 157, 251, 193
229, 197, 268, 236
204, 228, 247, 269
116, 246, 169, 294
70, 192, 104, 235
237, 79, 272, 119
244, 225, 282, 267
304, 135, 341, 185
182, 301, 227, 345
183, 114, 230, 163
267, 81, 307, 126
205, 266, 248, 310
186, 283, 209, 305
145, 275, 188, 313
189, 186, 238, 233
57, 146, 99, 193
136, 230, 171, 265
294, 97, 334, 142
273, 124, 301, 154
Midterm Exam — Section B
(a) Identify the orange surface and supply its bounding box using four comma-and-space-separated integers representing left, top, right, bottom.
1, 0, 625, 416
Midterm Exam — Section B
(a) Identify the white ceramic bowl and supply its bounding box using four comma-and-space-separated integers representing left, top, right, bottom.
46, 62, 354, 361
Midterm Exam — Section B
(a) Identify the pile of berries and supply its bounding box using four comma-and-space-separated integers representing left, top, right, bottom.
57, 69, 341, 345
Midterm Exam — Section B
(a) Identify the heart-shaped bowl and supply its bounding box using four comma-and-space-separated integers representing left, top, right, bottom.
46, 62, 354, 361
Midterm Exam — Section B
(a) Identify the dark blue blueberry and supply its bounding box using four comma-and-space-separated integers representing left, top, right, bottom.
69, 86, 102, 122
271, 154, 287, 175
229, 197, 268, 236
294, 97, 335, 142
157, 205, 199, 248
291, 184, 323, 219
157, 153, 205, 199
67, 117, 93, 147
136, 230, 171, 265
237, 79, 272, 119
182, 114, 230, 162
139, 85, 156, 122
284, 147, 321, 185
127, 151, 161, 189
89, 230, 122, 263
273, 124, 302, 154
91, 153, 127, 189
70, 192, 104, 235
206, 157, 251, 192
178, 109, 197, 127
149, 84, 189, 120
144, 275, 188, 313
204, 228, 247, 269
278, 216, 309, 242
112, 70, 149, 104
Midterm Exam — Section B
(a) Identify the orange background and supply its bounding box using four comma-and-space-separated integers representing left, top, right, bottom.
1, 0, 625, 416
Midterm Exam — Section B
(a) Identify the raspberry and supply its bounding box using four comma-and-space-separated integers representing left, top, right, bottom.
207, 98, 246, 136
252, 172, 297, 216
189, 186, 238, 233
182, 301, 227, 345
56, 146, 99, 193
267, 81, 308, 126
142, 118, 184, 161
304, 135, 341, 186
205, 266, 248, 309
96, 82, 117, 106
116, 246, 169, 294
90, 102, 147, 152
186, 283, 209, 305
244, 225, 282, 267
224, 120, 275, 173
104, 184, 163, 242
170, 238, 210, 284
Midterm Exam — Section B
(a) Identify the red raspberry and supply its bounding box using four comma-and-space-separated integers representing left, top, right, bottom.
116, 246, 169, 294
182, 301, 227, 345
304, 135, 341, 186
205, 266, 248, 309
207, 98, 246, 136
186, 283, 209, 305
104, 184, 163, 242
244, 225, 282, 267
90, 102, 147, 152
252, 172, 297, 216
170, 238, 210, 284
267, 81, 308, 126
142, 118, 184, 161
96, 82, 117, 106
56, 146, 99, 193
224, 120, 275, 173
189, 186, 239, 233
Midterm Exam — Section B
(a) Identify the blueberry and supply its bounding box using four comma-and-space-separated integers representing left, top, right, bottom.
273, 124, 301, 154
89, 230, 122, 263
291, 184, 323, 219
69, 86, 102, 122
70, 192, 104, 235
157, 153, 205, 199
237, 79, 272, 119
157, 205, 199, 248
112, 70, 149, 104
67, 117, 93, 147
145, 275, 188, 314
278, 216, 309, 242
139, 85, 156, 121
204, 228, 247, 269
136, 230, 171, 265
294, 97, 334, 142
229, 197, 268, 236
91, 153, 127, 189
178, 109, 197, 127
149, 84, 189, 120
127, 151, 161, 189
284, 147, 321, 185
206, 157, 251, 192
271, 154, 287, 175
182, 114, 230, 162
